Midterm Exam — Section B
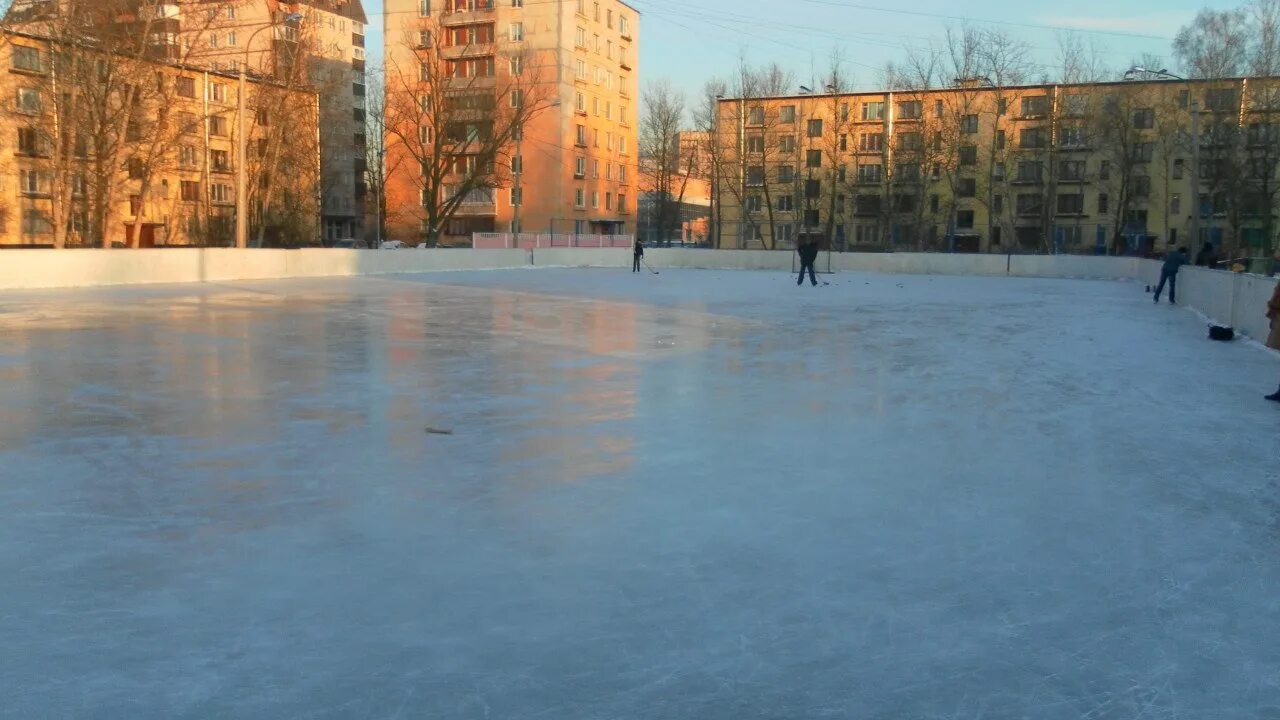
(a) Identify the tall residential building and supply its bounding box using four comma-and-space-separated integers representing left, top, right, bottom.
3, 0, 368, 245
384, 0, 639, 245
714, 77, 1280, 257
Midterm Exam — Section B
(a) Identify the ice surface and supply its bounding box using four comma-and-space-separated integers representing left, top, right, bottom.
2, 268, 1280, 719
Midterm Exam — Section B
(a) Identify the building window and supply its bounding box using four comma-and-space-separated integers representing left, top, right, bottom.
807, 149, 822, 168
209, 116, 227, 136
956, 210, 975, 229
897, 132, 923, 151
1019, 128, 1048, 149
780, 135, 796, 152
857, 163, 882, 183
960, 114, 978, 134
747, 105, 764, 125
591, 158, 599, 178
1060, 126, 1086, 148
1017, 161, 1043, 183
574, 59, 586, 78
1016, 194, 1043, 217
777, 195, 794, 211
619, 193, 628, 212
510, 56, 523, 75
993, 195, 1003, 213
747, 135, 765, 153
22, 209, 53, 235
959, 145, 977, 166
576, 124, 587, 146
1099, 160, 1111, 180
211, 183, 233, 204
1059, 160, 1085, 181
177, 76, 196, 98
897, 100, 922, 120
510, 187, 522, 206
180, 180, 201, 202
509, 22, 523, 41
575, 187, 585, 207
807, 119, 823, 137
776, 223, 794, 244
1173, 158, 1184, 179
12, 45, 41, 73
1097, 193, 1109, 214
934, 99, 944, 118
210, 149, 230, 172
510, 89, 523, 107
1132, 108, 1155, 129
746, 166, 764, 186
780, 105, 796, 123
746, 195, 762, 212
16, 87, 40, 114
861, 101, 884, 121
19, 170, 47, 196
1057, 193, 1084, 214
859, 133, 883, 152
1171, 193, 1181, 215
1205, 88, 1236, 112
1020, 95, 1049, 118
17, 127, 41, 155
778, 166, 795, 182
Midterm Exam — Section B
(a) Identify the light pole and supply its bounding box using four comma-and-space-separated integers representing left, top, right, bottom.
237, 12, 303, 249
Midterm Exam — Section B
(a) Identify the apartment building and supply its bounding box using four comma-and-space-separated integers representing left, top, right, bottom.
715, 77, 1280, 256
167, 0, 370, 243
384, 0, 639, 245
4, 0, 368, 245
0, 29, 319, 247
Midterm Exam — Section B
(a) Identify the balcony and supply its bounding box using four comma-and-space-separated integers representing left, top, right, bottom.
441, 43, 495, 60
619, 56, 631, 71
441, 8, 495, 27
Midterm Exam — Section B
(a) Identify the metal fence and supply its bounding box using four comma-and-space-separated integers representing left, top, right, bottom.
472, 233, 635, 250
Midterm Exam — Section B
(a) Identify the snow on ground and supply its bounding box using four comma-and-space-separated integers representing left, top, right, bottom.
1, 268, 1279, 719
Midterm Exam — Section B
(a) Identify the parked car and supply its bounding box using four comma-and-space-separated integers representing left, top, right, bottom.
332, 238, 369, 249
380, 240, 405, 250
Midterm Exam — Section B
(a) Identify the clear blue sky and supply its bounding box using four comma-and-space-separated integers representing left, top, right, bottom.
364, 0, 1238, 100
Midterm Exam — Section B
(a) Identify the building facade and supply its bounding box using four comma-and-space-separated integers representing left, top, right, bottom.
715, 77, 1280, 257
383, 0, 639, 245
0, 29, 319, 247
1, 0, 366, 246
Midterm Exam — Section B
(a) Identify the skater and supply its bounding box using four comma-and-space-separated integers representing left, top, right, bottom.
633, 238, 644, 273
1195, 242, 1218, 268
796, 237, 819, 287
1265, 283, 1280, 401
1153, 246, 1188, 304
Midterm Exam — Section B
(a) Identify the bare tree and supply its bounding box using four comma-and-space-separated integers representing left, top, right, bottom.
1174, 7, 1249, 79
692, 78, 726, 246
640, 79, 687, 244
1057, 32, 1109, 84
721, 59, 795, 249
384, 20, 553, 246
363, 63, 396, 245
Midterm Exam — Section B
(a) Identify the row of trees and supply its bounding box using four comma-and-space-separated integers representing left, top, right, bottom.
0, 0, 332, 248
639, 0, 1280, 256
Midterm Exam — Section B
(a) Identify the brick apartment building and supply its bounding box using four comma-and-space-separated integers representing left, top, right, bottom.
383, 0, 639, 245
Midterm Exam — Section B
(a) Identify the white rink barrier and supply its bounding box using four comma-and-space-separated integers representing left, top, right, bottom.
1138, 259, 1279, 343
0, 248, 1249, 296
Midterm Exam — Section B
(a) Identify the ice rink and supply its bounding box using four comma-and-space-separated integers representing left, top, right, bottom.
3, 267, 1280, 719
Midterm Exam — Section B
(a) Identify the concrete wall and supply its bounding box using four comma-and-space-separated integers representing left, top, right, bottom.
0, 249, 531, 290
0, 247, 1197, 292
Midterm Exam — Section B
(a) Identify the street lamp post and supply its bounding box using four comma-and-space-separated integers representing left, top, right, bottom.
237, 12, 303, 249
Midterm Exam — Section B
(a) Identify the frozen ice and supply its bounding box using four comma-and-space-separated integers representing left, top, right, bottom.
2, 268, 1280, 719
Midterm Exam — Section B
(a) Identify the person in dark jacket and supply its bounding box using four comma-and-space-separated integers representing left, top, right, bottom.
796, 238, 819, 286
1195, 243, 1218, 267
633, 238, 644, 273
1153, 246, 1188, 303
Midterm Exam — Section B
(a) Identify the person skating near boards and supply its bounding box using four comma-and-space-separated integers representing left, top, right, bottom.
796, 236, 819, 287
633, 238, 644, 273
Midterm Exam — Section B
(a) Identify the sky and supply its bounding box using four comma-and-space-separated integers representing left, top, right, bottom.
361, 0, 1238, 100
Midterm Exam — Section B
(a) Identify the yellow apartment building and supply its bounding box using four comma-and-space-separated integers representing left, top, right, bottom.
0, 29, 318, 247
2, 0, 366, 246
383, 0, 639, 245
715, 76, 1280, 257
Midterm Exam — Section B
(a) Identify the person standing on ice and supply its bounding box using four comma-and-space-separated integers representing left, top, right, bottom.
1153, 246, 1188, 304
796, 237, 819, 287
633, 237, 644, 273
